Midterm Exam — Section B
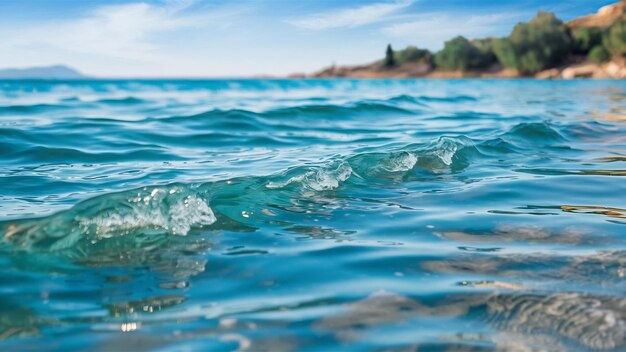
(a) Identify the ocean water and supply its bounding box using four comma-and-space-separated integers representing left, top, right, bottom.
1, 79, 625, 351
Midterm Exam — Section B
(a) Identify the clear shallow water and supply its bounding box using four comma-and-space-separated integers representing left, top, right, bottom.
1, 79, 626, 351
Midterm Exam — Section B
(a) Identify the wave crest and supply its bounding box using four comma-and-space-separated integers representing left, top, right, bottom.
505, 122, 565, 142
1, 135, 483, 253
2, 185, 216, 252
77, 188, 215, 238
267, 162, 353, 191
377, 151, 418, 172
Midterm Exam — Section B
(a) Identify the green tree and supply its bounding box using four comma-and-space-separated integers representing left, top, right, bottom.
493, 11, 572, 74
384, 44, 395, 67
493, 38, 518, 69
589, 45, 610, 63
603, 17, 626, 56
471, 38, 499, 68
434, 36, 491, 70
573, 27, 604, 53
394, 46, 432, 65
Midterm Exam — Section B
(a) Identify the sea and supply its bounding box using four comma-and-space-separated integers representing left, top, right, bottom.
1, 79, 625, 351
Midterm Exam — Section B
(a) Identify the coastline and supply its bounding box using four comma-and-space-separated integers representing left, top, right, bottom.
292, 1, 626, 80
290, 59, 626, 79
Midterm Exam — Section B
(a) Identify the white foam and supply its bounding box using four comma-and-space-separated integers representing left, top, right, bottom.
77, 188, 216, 237
381, 152, 417, 172
433, 139, 458, 166
266, 162, 352, 191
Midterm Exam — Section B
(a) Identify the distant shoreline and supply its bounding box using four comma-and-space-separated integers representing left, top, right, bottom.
2, 76, 626, 81
293, 1, 626, 80
291, 60, 626, 80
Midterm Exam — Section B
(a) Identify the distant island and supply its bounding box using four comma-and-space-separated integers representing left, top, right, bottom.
295, 1, 626, 79
0, 65, 87, 79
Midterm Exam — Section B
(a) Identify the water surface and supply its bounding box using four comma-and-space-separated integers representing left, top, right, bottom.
1, 79, 626, 351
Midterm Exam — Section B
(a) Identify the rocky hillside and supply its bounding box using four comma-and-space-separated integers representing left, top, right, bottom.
568, 1, 625, 30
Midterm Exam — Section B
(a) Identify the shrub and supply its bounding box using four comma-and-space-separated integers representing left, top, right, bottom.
573, 27, 604, 53
493, 38, 517, 69
493, 11, 571, 74
394, 46, 432, 65
471, 38, 499, 67
603, 17, 626, 56
589, 45, 610, 63
384, 44, 395, 67
434, 36, 492, 70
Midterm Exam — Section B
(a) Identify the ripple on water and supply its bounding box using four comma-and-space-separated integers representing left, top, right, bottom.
1, 79, 626, 351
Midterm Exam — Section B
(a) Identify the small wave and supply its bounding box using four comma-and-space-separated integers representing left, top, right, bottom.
561, 120, 621, 140
417, 136, 478, 172
0, 135, 482, 254
431, 137, 460, 165
144, 109, 263, 127
418, 95, 478, 103
267, 101, 414, 117
0, 103, 68, 114
96, 97, 147, 105
78, 188, 216, 238
2, 185, 216, 252
266, 161, 353, 191
478, 137, 522, 155
376, 151, 418, 172
504, 122, 565, 142
349, 135, 479, 178
143, 99, 416, 131
386, 94, 427, 105
60, 97, 81, 102
12, 145, 181, 163
154, 101, 413, 126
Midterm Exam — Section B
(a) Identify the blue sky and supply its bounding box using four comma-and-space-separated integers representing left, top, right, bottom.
0, 0, 615, 77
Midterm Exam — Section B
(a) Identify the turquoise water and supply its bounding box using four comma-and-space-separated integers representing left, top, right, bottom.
1, 79, 626, 351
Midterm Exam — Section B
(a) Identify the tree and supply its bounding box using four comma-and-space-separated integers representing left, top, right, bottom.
434, 36, 491, 70
471, 38, 499, 68
384, 44, 396, 67
589, 45, 610, 63
603, 17, 626, 56
573, 27, 604, 53
493, 38, 517, 69
493, 11, 572, 74
394, 46, 432, 65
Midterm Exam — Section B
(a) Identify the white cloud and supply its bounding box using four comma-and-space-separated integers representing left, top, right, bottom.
286, 0, 415, 30
3, 1, 245, 62
382, 13, 524, 49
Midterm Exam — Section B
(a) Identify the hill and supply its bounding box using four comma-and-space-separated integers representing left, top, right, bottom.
568, 1, 625, 30
0, 65, 87, 79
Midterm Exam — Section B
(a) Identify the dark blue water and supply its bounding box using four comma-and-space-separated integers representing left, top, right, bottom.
1, 79, 626, 351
